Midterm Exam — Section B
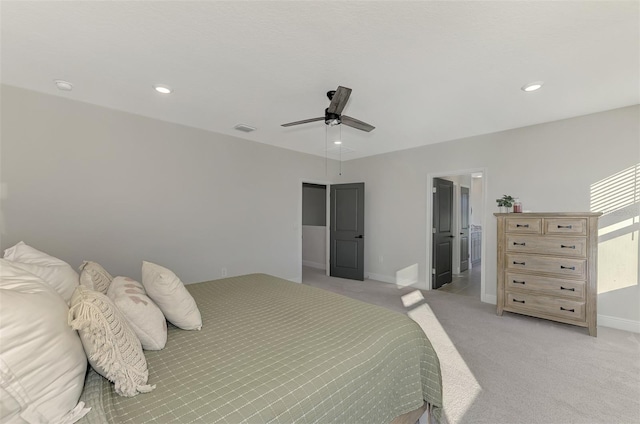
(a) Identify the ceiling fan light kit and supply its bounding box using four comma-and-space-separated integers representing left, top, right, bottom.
282, 86, 375, 132
325, 109, 341, 126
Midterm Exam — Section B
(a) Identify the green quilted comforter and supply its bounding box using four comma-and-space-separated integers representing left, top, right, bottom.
79, 274, 442, 423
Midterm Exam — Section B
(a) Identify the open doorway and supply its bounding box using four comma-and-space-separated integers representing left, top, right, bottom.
301, 183, 329, 283
300, 180, 366, 283
427, 169, 487, 301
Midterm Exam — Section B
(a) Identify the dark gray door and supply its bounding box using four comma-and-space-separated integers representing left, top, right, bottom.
460, 186, 470, 272
433, 178, 453, 289
330, 183, 364, 280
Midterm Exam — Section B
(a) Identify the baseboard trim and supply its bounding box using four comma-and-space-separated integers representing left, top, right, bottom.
598, 314, 640, 333
302, 260, 326, 270
369, 272, 498, 304
367, 272, 395, 284
482, 294, 497, 305
367, 273, 427, 290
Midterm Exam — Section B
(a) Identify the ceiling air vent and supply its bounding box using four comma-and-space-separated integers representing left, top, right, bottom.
234, 124, 256, 133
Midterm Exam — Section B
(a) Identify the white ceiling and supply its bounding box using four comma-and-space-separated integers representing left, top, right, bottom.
2, 1, 638, 160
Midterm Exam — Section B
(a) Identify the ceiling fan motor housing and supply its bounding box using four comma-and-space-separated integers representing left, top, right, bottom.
324, 108, 341, 125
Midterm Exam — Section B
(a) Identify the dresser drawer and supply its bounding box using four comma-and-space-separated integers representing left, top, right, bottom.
545, 218, 587, 235
505, 234, 587, 257
506, 291, 585, 321
506, 272, 585, 299
506, 218, 542, 234
506, 254, 586, 278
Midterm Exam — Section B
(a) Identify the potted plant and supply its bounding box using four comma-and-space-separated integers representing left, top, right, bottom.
496, 195, 515, 213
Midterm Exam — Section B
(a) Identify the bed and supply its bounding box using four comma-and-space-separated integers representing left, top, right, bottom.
77, 273, 443, 423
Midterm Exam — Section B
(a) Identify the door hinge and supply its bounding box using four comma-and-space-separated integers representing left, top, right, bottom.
432, 228, 436, 233
431, 268, 436, 275
432, 186, 437, 193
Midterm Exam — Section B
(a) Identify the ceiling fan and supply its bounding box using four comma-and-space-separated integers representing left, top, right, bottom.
281, 86, 375, 132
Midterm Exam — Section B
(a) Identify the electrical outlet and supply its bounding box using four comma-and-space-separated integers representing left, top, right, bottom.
221, 268, 228, 277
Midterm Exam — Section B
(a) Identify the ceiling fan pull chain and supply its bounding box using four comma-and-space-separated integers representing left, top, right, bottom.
339, 124, 342, 176
325, 124, 328, 176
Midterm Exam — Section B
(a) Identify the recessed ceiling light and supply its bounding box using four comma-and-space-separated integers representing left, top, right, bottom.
54, 80, 73, 91
521, 81, 544, 92
334, 140, 342, 145
153, 84, 172, 94
325, 145, 354, 154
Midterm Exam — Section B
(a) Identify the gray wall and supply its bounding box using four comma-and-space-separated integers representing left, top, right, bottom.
338, 105, 640, 327
470, 177, 484, 227
0, 85, 338, 283
2, 85, 638, 330
302, 184, 326, 226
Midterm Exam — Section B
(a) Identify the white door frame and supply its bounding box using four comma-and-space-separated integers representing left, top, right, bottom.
298, 179, 331, 283
426, 168, 490, 304
452, 182, 460, 275
450, 182, 472, 275
459, 183, 471, 273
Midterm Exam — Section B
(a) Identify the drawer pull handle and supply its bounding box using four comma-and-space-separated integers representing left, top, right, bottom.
516, 224, 529, 228
560, 286, 575, 291
513, 242, 526, 246
513, 280, 526, 285
557, 225, 573, 229
513, 299, 525, 304
513, 261, 526, 265
560, 265, 576, 270
561, 245, 576, 249
560, 307, 575, 312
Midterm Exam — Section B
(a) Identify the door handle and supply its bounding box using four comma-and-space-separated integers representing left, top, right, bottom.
447, 235, 455, 238
355, 235, 363, 239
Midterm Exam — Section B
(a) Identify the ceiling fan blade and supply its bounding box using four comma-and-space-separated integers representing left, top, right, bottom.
341, 115, 375, 132
327, 86, 352, 115
281, 117, 325, 127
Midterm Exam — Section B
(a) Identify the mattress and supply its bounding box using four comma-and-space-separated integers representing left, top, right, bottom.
79, 273, 443, 423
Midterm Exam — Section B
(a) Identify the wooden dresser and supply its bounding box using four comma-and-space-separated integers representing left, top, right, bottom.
495, 212, 601, 336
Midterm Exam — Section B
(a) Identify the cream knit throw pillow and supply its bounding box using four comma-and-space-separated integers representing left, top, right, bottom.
68, 286, 155, 397
78, 261, 113, 294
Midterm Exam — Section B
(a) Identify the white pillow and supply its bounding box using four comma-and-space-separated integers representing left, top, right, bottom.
141, 261, 202, 330
68, 286, 155, 397
0, 259, 89, 423
79, 261, 113, 294
107, 276, 167, 351
3, 241, 65, 265
3, 241, 79, 303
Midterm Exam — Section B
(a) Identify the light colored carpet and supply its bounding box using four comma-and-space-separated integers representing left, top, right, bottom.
302, 267, 640, 424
